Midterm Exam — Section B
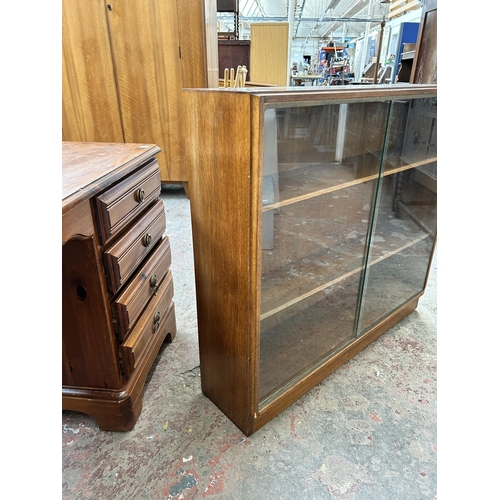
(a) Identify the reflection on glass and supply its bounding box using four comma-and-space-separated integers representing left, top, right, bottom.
357, 97, 437, 334
259, 101, 391, 403
258, 96, 437, 406
259, 190, 374, 402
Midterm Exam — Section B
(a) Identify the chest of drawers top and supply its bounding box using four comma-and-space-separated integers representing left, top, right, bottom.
62, 142, 161, 215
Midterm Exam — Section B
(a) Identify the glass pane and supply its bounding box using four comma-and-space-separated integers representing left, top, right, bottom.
259, 101, 391, 404
358, 97, 437, 334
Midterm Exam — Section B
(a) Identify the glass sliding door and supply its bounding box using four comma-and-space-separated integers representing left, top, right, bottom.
258, 100, 392, 405
357, 97, 437, 335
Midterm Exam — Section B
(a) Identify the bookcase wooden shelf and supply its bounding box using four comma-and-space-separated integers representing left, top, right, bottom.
184, 83, 437, 436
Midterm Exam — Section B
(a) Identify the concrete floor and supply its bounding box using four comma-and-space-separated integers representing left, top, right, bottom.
62, 186, 437, 499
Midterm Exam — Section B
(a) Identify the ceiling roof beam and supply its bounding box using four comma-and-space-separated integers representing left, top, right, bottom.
292, 0, 306, 37
252, 0, 266, 17
239, 17, 383, 23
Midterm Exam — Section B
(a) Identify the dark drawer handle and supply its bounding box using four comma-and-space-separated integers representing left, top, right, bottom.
153, 311, 161, 333
136, 188, 145, 202
150, 274, 159, 295
143, 233, 152, 247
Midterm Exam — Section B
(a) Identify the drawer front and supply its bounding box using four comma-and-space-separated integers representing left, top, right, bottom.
94, 160, 161, 245
112, 236, 172, 340
120, 274, 175, 377
103, 199, 166, 295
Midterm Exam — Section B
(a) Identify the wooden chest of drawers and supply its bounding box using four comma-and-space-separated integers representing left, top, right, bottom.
62, 141, 176, 431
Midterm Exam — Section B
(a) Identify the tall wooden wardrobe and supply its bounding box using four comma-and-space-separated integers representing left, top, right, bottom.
62, 0, 218, 187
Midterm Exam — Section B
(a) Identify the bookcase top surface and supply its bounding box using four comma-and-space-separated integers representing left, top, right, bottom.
184, 83, 437, 105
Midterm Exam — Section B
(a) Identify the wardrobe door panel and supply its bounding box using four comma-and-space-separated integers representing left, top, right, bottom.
62, 0, 123, 142
105, 0, 180, 180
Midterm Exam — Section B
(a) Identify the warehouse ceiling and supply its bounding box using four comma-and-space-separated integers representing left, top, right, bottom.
219, 0, 422, 47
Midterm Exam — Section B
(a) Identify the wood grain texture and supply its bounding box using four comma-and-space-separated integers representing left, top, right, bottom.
410, 0, 437, 84
256, 84, 436, 104
62, 0, 215, 182
62, 234, 122, 389
185, 90, 257, 434
62, 141, 176, 430
249, 94, 266, 416
62, 387, 142, 432
62, 142, 160, 214
106, 0, 178, 179
62, 0, 123, 142
120, 279, 175, 377
183, 84, 436, 106
62, 200, 94, 245
62, 302, 175, 431
112, 236, 172, 339
177, 0, 211, 89
94, 160, 161, 245
105, 0, 211, 181
102, 200, 166, 295
250, 23, 289, 87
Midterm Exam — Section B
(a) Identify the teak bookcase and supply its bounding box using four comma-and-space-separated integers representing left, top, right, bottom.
184, 84, 437, 436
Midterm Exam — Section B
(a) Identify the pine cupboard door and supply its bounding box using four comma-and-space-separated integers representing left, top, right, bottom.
62, 0, 123, 142
250, 23, 289, 86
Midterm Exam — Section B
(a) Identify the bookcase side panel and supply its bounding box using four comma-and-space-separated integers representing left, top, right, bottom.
185, 90, 257, 434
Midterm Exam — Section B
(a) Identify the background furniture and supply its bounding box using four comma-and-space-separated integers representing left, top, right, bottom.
410, 0, 437, 84
291, 75, 323, 86
218, 40, 251, 80
396, 44, 416, 83
217, 0, 239, 39
249, 22, 289, 87
62, 141, 176, 431
184, 84, 437, 436
62, 0, 215, 188
361, 63, 392, 84
390, 22, 420, 83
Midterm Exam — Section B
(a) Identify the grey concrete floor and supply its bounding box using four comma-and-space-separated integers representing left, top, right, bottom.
62, 185, 437, 499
